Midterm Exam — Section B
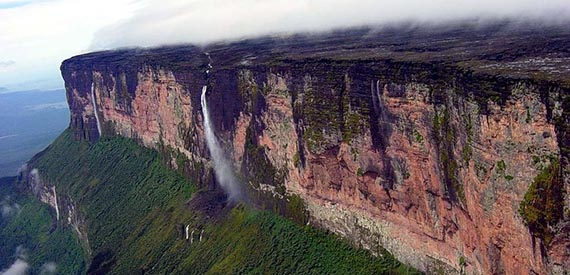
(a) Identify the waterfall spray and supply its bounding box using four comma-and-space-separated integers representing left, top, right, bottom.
200, 81, 242, 201
91, 82, 102, 136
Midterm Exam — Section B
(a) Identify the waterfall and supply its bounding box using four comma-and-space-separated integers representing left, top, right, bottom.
200, 85, 242, 201
52, 186, 60, 221
374, 80, 388, 122
91, 83, 102, 135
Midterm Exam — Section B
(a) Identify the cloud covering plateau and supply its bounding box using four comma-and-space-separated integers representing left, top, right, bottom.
91, 0, 570, 49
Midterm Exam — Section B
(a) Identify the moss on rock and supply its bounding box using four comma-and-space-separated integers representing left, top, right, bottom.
519, 159, 564, 246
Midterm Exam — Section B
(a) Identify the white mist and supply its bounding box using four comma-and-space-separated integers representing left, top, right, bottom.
200, 85, 242, 201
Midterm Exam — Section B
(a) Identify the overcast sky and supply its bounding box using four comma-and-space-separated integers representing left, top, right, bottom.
0, 0, 569, 91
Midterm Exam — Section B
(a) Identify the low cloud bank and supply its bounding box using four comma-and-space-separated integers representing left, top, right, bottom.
0, 246, 28, 275
0, 246, 58, 275
0, 259, 28, 275
24, 101, 68, 111
39, 262, 57, 275
0, 196, 21, 219
91, 0, 570, 49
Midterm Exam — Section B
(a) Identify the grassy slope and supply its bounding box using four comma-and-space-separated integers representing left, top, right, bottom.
29, 130, 420, 274
0, 177, 86, 274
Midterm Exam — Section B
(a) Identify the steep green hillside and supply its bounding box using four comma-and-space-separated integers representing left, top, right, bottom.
25, 130, 419, 274
0, 177, 85, 274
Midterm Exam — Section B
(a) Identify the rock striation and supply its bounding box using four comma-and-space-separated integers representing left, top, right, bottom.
58, 22, 570, 274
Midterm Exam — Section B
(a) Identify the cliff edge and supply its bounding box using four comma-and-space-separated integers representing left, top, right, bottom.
58, 22, 570, 274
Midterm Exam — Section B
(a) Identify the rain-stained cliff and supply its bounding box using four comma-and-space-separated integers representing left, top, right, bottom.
57, 22, 570, 274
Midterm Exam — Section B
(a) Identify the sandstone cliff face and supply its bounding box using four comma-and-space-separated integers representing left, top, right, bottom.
59, 25, 570, 274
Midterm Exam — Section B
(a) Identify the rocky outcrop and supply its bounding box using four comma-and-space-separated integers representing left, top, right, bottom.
24, 167, 60, 220
19, 165, 91, 256
59, 23, 570, 274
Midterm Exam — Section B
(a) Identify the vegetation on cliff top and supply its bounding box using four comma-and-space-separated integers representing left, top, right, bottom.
28, 129, 419, 274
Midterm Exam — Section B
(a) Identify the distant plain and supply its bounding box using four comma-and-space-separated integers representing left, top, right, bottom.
0, 89, 69, 177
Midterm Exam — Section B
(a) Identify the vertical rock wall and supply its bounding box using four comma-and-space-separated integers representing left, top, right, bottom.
58, 52, 569, 274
